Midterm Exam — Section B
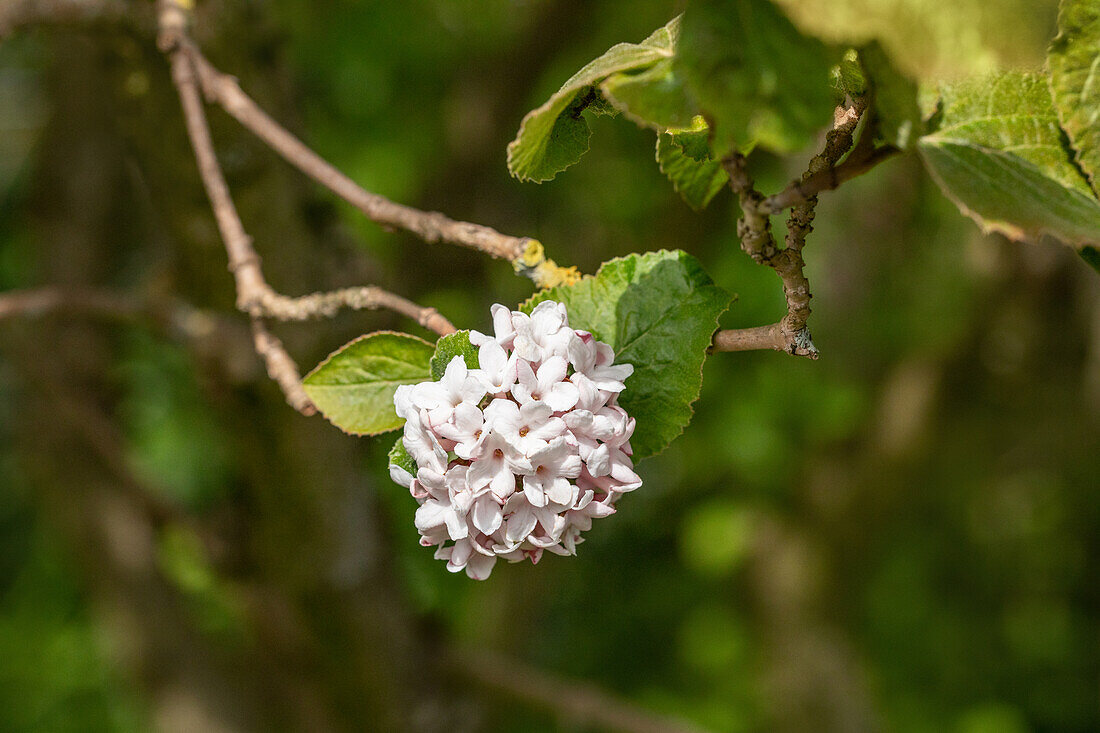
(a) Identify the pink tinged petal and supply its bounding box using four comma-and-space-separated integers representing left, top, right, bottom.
523, 476, 548, 507
441, 355, 468, 390
545, 476, 574, 506
574, 490, 595, 511
586, 443, 611, 477
571, 373, 604, 412
528, 418, 566, 445
448, 539, 474, 570
409, 480, 430, 500
558, 452, 583, 479
464, 553, 496, 580
467, 455, 496, 490
527, 533, 562, 548
544, 542, 571, 556
545, 382, 579, 412
444, 508, 469, 541
472, 496, 503, 535
451, 490, 475, 515
524, 548, 544, 565
458, 376, 487, 405
537, 356, 568, 385
564, 409, 594, 432
484, 398, 520, 432
516, 359, 537, 383
412, 382, 450, 410
518, 400, 553, 426
490, 304, 515, 343
389, 464, 414, 489
433, 544, 452, 561
472, 535, 497, 556
568, 333, 596, 372
505, 504, 538, 544
414, 501, 448, 532
537, 508, 567, 537
588, 501, 616, 518
512, 335, 542, 362
488, 466, 516, 501
393, 384, 415, 419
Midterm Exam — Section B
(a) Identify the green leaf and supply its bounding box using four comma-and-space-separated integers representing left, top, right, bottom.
303, 331, 433, 436
507, 16, 680, 182
920, 142, 1100, 247
1048, 0, 1100, 193
926, 73, 1092, 193
430, 330, 480, 380
388, 437, 417, 477
919, 72, 1100, 249
675, 0, 837, 155
601, 58, 699, 130
670, 118, 714, 161
832, 48, 866, 99
522, 250, 732, 460
656, 121, 729, 210
858, 41, 923, 149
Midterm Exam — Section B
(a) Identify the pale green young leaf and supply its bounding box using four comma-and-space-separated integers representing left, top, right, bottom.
1048, 0, 1100, 193
430, 330, 480, 380
522, 250, 732, 460
927, 73, 1092, 193
675, 0, 837, 155
303, 331, 433, 436
656, 122, 729, 210
919, 71, 1100, 251
601, 58, 699, 131
670, 117, 714, 161
832, 43, 922, 149
859, 42, 923, 149
506, 16, 680, 182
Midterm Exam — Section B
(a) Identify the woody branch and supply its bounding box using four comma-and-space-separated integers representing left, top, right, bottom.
712, 98, 892, 358
158, 0, 457, 415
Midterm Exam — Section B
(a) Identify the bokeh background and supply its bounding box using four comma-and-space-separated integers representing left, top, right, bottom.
0, 0, 1097, 731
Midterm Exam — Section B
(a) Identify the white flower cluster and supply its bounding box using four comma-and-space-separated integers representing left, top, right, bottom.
390, 300, 641, 580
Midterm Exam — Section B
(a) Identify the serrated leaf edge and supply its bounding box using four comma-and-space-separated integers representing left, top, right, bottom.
519, 249, 733, 461
918, 137, 1100, 249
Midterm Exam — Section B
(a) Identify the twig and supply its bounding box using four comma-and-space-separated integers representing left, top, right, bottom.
0, 286, 144, 323
762, 145, 898, 214
715, 102, 875, 359
247, 287, 454, 336
250, 319, 314, 415
453, 648, 711, 733
0, 285, 240, 343
183, 45, 531, 263
0, 0, 132, 39
158, 0, 454, 414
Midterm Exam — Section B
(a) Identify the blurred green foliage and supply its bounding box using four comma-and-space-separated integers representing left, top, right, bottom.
0, 0, 1097, 731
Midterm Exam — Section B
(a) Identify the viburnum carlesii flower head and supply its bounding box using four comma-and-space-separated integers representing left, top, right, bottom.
392, 300, 641, 580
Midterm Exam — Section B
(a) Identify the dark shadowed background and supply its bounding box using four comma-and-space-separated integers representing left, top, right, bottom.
0, 0, 1097, 731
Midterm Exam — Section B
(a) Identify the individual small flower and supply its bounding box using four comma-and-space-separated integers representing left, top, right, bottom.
467, 430, 531, 500
391, 299, 640, 580
483, 399, 565, 456
472, 339, 518, 394
512, 356, 579, 412
411, 356, 485, 426
520, 437, 581, 507
511, 301, 575, 363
